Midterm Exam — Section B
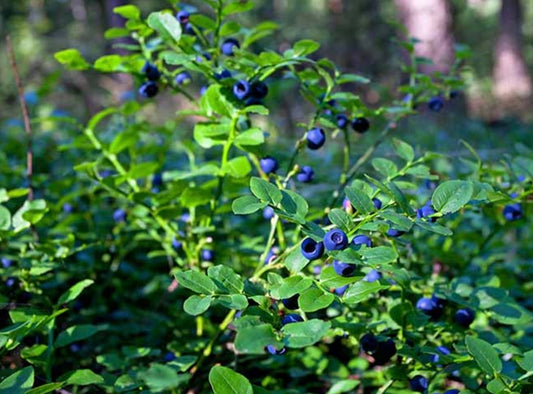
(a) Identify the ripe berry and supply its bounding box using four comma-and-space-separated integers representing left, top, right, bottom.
200, 86, 208, 96
449, 90, 459, 99
152, 173, 163, 187
221, 38, 240, 56
282, 314, 304, 325
333, 260, 355, 277
352, 234, 372, 248
297, 166, 314, 183
324, 229, 348, 251
387, 228, 405, 237
444, 390, 460, 394
306, 128, 326, 150
139, 82, 158, 98
409, 375, 428, 392
364, 269, 382, 282
196, 53, 212, 62
183, 23, 195, 35
233, 80, 250, 101
416, 296, 445, 319
6, 277, 15, 287
259, 156, 278, 174
263, 206, 275, 220
142, 62, 161, 81
1, 258, 13, 268
300, 238, 324, 260
428, 97, 444, 112
282, 294, 299, 310
266, 345, 286, 355
172, 237, 182, 251
360, 333, 378, 354
176, 10, 190, 24
62, 203, 73, 213
164, 352, 177, 362
372, 197, 382, 210
373, 339, 396, 365
503, 202, 522, 221
455, 308, 475, 327
264, 248, 277, 265
334, 285, 348, 295
113, 209, 127, 223
336, 114, 349, 129
250, 81, 268, 99
175, 72, 192, 85
215, 69, 232, 80
351, 117, 370, 133
201, 249, 214, 261
417, 201, 436, 222
431, 346, 451, 363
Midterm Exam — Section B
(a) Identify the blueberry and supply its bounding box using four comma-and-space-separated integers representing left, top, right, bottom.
215, 69, 232, 80
351, 117, 370, 133
6, 277, 15, 287
373, 339, 396, 365
360, 333, 378, 354
428, 97, 444, 112
312, 265, 322, 275
282, 294, 299, 310
455, 308, 475, 327
24, 91, 38, 106
113, 209, 127, 223
70, 343, 81, 353
172, 237, 182, 251
164, 351, 177, 362
416, 297, 437, 315
444, 390, 460, 394
409, 375, 428, 392
352, 234, 372, 248
517, 174, 526, 182
417, 201, 436, 222
175, 72, 192, 85
503, 203, 522, 221
176, 10, 190, 24
334, 285, 348, 296
200, 86, 208, 96
142, 62, 161, 81
221, 38, 240, 56
264, 248, 277, 265
387, 228, 405, 237
300, 238, 324, 260
139, 82, 159, 98
100, 169, 113, 178
333, 260, 355, 277
449, 90, 459, 99
306, 128, 326, 150
324, 229, 348, 251
260, 156, 278, 174
152, 173, 163, 187
266, 345, 286, 355
263, 207, 275, 220
184, 23, 195, 35
365, 269, 382, 282
201, 249, 214, 261
432, 345, 451, 363
62, 203, 73, 213
250, 81, 268, 99
297, 166, 314, 183
1, 258, 13, 268
281, 314, 303, 325
372, 197, 382, 210
233, 80, 250, 100
336, 114, 349, 129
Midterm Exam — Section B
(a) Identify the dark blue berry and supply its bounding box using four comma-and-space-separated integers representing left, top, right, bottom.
62, 203, 73, 213
372, 198, 382, 210
428, 97, 444, 112
417, 201, 436, 222
410, 375, 428, 392
172, 237, 182, 251
1, 258, 13, 268
201, 249, 214, 261
233, 80, 250, 100
334, 285, 348, 295
142, 62, 160, 81
449, 90, 459, 99
282, 294, 299, 310
215, 69, 232, 80
351, 117, 370, 133
113, 209, 127, 223
360, 333, 378, 354
139, 82, 158, 98
387, 228, 404, 237
324, 229, 348, 251
352, 234, 372, 248
264, 248, 277, 265
432, 346, 451, 363
266, 345, 286, 355
416, 297, 437, 315
184, 23, 195, 35
176, 10, 190, 24
373, 339, 396, 365
365, 269, 382, 282
6, 277, 15, 287
455, 308, 475, 327
263, 206, 275, 220
306, 128, 326, 150
164, 352, 177, 362
152, 173, 163, 188
503, 203, 522, 221
300, 238, 324, 261
336, 114, 349, 129
333, 260, 355, 277
175, 72, 192, 85
221, 38, 239, 56
200, 85, 208, 96
444, 390, 460, 394
297, 166, 314, 183
281, 314, 303, 325
250, 81, 268, 99
260, 156, 278, 174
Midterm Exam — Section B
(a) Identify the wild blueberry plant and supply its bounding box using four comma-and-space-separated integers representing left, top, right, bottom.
1, 1, 532, 393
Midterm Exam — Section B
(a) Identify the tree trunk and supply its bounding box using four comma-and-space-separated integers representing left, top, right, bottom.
493, 0, 532, 111
394, 0, 455, 74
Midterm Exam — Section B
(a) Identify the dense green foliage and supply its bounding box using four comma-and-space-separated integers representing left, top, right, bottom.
1, 1, 532, 393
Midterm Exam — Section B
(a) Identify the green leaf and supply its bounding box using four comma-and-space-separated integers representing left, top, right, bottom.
222, 1, 255, 17
217, 294, 248, 310
319, 266, 362, 289
0, 205, 11, 230
345, 185, 374, 214
327, 380, 360, 394
279, 190, 308, 223
385, 181, 413, 214
234, 128, 265, 146
180, 187, 211, 208
232, 195, 266, 215
109, 131, 138, 154
12, 199, 47, 231
359, 246, 398, 265
271, 276, 313, 299
183, 295, 212, 316
26, 383, 64, 394
201, 85, 234, 117
282, 319, 331, 348
57, 279, 94, 305
147, 12, 182, 43
283, 245, 309, 272
486, 378, 506, 394
250, 177, 282, 205
298, 287, 335, 312
113, 5, 140, 19
194, 123, 229, 149
292, 39, 320, 56
61, 369, 104, 386
432, 180, 473, 214
0, 366, 34, 394
234, 324, 280, 354
138, 363, 185, 392
128, 162, 159, 179
465, 335, 502, 375
208, 265, 244, 293
209, 366, 253, 394
55, 324, 99, 348
328, 208, 353, 232
222, 156, 251, 178
414, 219, 453, 236
174, 270, 218, 294
54, 49, 90, 70
372, 158, 397, 178
391, 138, 414, 162
94, 55, 123, 72
344, 281, 388, 305
517, 349, 533, 372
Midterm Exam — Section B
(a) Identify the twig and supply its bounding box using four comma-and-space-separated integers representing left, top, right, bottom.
6, 35, 34, 201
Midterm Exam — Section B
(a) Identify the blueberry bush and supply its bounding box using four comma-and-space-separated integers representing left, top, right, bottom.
1, 1, 533, 393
